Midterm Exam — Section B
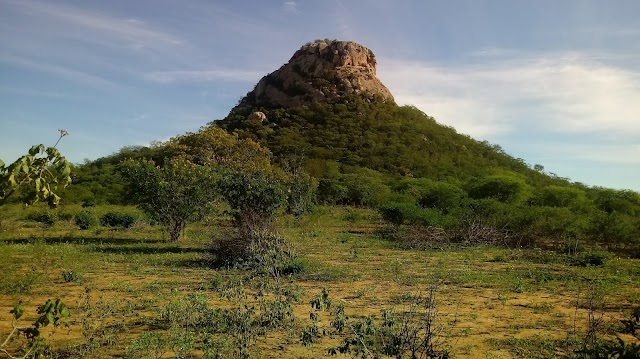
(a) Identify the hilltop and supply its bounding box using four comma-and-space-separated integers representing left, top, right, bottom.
242, 39, 394, 108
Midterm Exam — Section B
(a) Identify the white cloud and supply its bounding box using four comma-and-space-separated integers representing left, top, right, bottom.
378, 53, 640, 140
283, 1, 297, 13
144, 69, 264, 83
2, 0, 183, 50
0, 53, 118, 89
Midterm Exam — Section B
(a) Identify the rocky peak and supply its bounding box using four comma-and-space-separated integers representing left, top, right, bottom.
247, 39, 394, 108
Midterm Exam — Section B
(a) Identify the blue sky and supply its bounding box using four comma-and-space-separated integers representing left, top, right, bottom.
1, 0, 639, 190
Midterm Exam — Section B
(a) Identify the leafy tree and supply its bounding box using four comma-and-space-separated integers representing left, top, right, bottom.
164, 127, 272, 173
590, 187, 640, 215
119, 157, 219, 242
417, 181, 468, 214
285, 170, 317, 217
0, 129, 71, 207
530, 185, 588, 209
217, 170, 287, 237
317, 179, 348, 204
468, 173, 531, 204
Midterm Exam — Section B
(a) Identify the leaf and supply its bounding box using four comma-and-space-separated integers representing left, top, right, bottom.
10, 304, 23, 319
45, 312, 54, 326
48, 193, 61, 208
60, 305, 70, 319
29, 144, 43, 156
0, 159, 4, 168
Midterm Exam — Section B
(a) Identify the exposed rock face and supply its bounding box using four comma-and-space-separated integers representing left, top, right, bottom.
247, 111, 267, 122
248, 39, 394, 108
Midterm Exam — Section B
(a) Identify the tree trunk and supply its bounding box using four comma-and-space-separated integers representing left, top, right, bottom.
168, 221, 185, 242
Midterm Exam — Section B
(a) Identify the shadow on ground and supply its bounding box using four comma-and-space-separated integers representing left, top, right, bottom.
0, 236, 164, 246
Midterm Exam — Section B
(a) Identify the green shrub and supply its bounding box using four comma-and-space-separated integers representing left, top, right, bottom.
379, 202, 414, 226
317, 179, 348, 204
286, 171, 317, 217
75, 210, 98, 230
572, 251, 609, 267
58, 211, 74, 221
417, 181, 468, 214
81, 200, 96, 208
27, 210, 58, 227
100, 211, 136, 229
530, 185, 587, 208
211, 231, 299, 277
217, 170, 287, 236
340, 173, 391, 207
468, 173, 531, 204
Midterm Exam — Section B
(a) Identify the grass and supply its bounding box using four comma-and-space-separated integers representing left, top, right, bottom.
0, 204, 639, 358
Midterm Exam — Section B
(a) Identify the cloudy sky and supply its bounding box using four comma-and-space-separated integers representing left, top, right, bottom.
1, 0, 639, 190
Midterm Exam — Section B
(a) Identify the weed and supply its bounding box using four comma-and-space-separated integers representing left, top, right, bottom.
62, 270, 80, 283
1, 299, 70, 359
0, 273, 40, 294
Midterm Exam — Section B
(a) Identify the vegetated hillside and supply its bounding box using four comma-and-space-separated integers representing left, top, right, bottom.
219, 94, 545, 183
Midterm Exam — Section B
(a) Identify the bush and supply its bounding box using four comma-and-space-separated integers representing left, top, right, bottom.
27, 210, 58, 227
468, 173, 531, 204
81, 200, 96, 208
211, 231, 299, 277
317, 179, 348, 204
530, 185, 587, 208
75, 210, 98, 230
119, 158, 219, 242
417, 182, 468, 214
100, 211, 136, 229
572, 251, 609, 267
217, 170, 287, 237
379, 202, 415, 226
286, 171, 317, 217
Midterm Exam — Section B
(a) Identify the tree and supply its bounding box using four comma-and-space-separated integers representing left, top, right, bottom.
468, 173, 531, 204
217, 170, 287, 237
164, 127, 272, 173
0, 129, 71, 207
119, 157, 219, 242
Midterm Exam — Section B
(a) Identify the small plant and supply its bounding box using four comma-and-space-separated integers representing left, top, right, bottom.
100, 211, 136, 229
75, 210, 97, 230
1, 299, 70, 358
1, 129, 71, 207
311, 288, 333, 312
62, 270, 80, 283
2, 273, 40, 294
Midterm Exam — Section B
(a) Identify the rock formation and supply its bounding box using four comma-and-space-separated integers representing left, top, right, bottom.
247, 111, 267, 122
245, 39, 394, 108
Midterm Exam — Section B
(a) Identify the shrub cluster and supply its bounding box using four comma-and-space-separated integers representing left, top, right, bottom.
372, 177, 640, 255
27, 210, 58, 227
100, 211, 136, 229
75, 210, 98, 230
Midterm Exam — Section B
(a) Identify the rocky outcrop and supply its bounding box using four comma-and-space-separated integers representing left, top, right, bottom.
247, 111, 267, 122
247, 39, 394, 108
